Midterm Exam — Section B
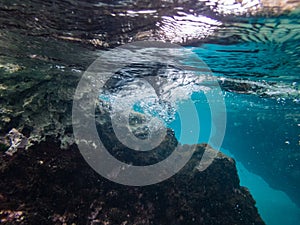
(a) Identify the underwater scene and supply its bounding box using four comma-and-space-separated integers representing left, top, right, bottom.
0, 0, 299, 225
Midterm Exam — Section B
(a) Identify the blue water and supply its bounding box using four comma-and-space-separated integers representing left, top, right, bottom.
123, 44, 300, 224
168, 91, 300, 225
223, 148, 300, 225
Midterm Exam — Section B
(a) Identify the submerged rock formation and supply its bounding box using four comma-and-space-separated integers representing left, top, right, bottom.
0, 80, 266, 223
0, 130, 265, 225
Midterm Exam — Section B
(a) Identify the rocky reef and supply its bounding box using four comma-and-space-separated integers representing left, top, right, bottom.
0, 123, 265, 224
0, 61, 266, 224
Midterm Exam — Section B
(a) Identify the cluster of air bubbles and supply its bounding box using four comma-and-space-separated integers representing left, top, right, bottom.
98, 63, 215, 127
99, 87, 177, 126
276, 97, 286, 104
134, 98, 176, 123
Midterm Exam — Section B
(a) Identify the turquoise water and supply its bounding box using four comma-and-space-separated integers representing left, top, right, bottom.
162, 42, 300, 224
235, 155, 300, 225
168, 87, 300, 225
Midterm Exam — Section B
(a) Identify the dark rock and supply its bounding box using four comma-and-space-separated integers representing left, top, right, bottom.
0, 108, 265, 224
0, 138, 265, 225
0, 141, 9, 152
